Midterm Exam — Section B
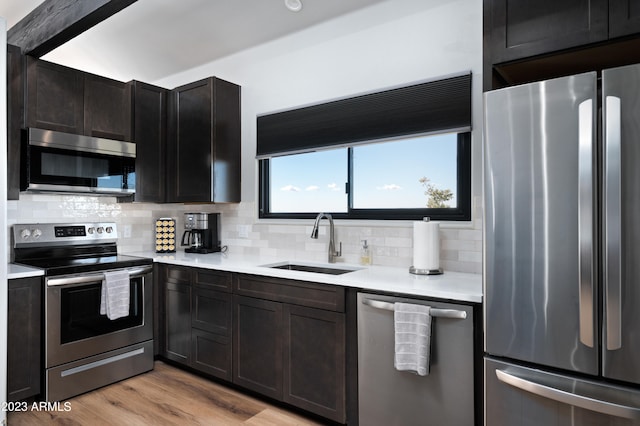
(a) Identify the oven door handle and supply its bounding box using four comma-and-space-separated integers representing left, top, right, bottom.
46, 265, 153, 287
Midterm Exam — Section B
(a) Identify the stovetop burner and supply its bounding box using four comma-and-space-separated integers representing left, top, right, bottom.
13, 222, 152, 276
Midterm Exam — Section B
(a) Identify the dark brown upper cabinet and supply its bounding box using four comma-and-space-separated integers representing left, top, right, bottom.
7, 44, 24, 200
166, 77, 241, 204
25, 57, 132, 141
484, 0, 640, 90
132, 81, 167, 202
25, 56, 84, 134
84, 73, 132, 141
609, 1, 640, 39
487, 0, 609, 65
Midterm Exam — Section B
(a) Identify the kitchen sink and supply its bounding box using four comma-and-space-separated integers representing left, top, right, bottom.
262, 262, 361, 275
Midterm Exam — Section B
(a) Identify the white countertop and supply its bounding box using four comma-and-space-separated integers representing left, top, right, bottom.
7, 251, 482, 303
8, 263, 45, 280
129, 250, 483, 304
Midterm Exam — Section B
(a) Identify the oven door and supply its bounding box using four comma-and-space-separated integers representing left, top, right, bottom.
45, 265, 153, 368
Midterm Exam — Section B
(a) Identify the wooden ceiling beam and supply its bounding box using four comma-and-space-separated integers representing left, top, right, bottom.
7, 0, 138, 57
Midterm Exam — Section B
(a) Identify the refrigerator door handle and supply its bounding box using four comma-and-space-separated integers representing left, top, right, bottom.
496, 369, 640, 420
605, 95, 623, 351
578, 99, 595, 348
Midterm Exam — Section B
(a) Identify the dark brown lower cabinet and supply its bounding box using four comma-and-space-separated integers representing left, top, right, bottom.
160, 265, 233, 380
283, 304, 346, 422
161, 267, 347, 423
232, 295, 284, 399
191, 286, 232, 380
233, 287, 346, 423
163, 275, 191, 364
8, 277, 42, 401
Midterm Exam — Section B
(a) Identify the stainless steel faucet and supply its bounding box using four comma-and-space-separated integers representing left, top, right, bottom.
310, 212, 342, 263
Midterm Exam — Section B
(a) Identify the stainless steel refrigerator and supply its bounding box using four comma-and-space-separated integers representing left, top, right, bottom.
484, 63, 640, 425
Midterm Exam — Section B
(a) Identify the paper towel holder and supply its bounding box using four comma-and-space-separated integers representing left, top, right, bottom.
410, 217, 443, 275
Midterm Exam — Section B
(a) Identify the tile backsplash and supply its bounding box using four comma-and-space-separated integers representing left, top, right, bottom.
8, 194, 482, 274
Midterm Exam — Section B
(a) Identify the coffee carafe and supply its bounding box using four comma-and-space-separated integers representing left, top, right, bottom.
181, 212, 221, 253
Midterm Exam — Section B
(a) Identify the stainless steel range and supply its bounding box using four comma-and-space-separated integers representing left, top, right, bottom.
13, 222, 154, 402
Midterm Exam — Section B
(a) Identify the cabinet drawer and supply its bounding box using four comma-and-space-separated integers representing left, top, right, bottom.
194, 269, 232, 292
234, 274, 345, 312
163, 264, 191, 285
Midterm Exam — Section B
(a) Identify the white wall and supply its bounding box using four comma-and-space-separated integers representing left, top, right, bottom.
7, 0, 484, 273
154, 0, 483, 204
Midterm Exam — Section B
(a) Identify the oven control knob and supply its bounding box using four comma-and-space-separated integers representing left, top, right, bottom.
87, 227, 95, 235
105, 226, 113, 234
20, 228, 31, 239
31, 229, 42, 239
97, 227, 104, 234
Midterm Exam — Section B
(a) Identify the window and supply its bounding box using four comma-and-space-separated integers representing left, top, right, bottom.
259, 131, 470, 220
268, 149, 348, 213
257, 73, 472, 221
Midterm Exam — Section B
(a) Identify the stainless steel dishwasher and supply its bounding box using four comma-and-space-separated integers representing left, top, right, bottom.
357, 292, 475, 425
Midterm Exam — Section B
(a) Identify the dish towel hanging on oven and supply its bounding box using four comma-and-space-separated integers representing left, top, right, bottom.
100, 270, 131, 320
394, 302, 432, 376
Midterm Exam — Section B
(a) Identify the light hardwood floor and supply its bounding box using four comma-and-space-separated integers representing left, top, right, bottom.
8, 361, 325, 425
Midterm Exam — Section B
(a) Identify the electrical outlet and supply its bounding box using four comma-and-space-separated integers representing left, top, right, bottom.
123, 225, 132, 238
238, 225, 250, 238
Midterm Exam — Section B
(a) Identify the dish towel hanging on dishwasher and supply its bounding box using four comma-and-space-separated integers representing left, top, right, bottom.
394, 302, 432, 376
100, 270, 131, 320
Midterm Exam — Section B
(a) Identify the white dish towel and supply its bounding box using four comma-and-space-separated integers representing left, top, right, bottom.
394, 302, 432, 376
100, 270, 131, 320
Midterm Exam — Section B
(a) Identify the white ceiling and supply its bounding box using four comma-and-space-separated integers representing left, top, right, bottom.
0, 0, 389, 83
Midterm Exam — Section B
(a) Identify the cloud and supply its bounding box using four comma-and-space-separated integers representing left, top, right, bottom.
280, 185, 300, 192
376, 184, 402, 191
327, 183, 341, 192
305, 185, 319, 191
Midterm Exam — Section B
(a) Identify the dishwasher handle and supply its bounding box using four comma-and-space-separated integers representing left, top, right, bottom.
362, 298, 467, 319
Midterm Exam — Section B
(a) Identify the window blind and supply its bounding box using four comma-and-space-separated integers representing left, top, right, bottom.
256, 72, 471, 158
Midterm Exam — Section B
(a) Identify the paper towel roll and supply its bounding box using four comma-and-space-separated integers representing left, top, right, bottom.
413, 219, 440, 271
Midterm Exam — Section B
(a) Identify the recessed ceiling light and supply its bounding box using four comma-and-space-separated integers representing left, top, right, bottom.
284, 0, 303, 12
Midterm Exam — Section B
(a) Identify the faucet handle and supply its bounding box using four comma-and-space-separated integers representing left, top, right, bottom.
335, 242, 342, 257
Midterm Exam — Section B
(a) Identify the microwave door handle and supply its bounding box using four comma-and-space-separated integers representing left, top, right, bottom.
578, 99, 595, 348
605, 95, 623, 351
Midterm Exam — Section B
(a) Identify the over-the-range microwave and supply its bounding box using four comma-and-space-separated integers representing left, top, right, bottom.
21, 128, 136, 197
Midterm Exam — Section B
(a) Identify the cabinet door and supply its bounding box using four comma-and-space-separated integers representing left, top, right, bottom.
133, 81, 167, 202
233, 295, 283, 399
163, 268, 192, 364
166, 77, 241, 203
283, 305, 346, 423
488, 0, 608, 64
7, 44, 23, 200
8, 277, 42, 401
192, 329, 232, 381
192, 287, 232, 337
166, 78, 213, 203
211, 78, 241, 203
609, 1, 640, 39
25, 57, 84, 134
84, 74, 132, 141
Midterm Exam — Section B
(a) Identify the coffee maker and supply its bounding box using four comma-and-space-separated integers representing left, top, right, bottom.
181, 212, 221, 253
